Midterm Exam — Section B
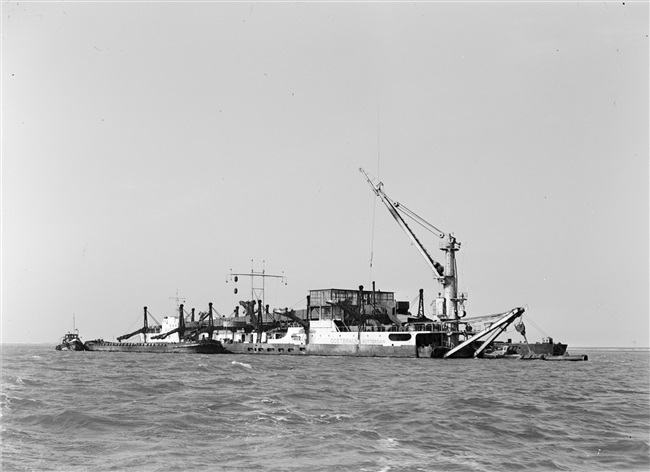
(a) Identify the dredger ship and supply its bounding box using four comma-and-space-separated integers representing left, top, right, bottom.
206, 169, 559, 358
82, 170, 584, 360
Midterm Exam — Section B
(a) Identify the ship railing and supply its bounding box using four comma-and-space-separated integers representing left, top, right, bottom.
363, 323, 441, 332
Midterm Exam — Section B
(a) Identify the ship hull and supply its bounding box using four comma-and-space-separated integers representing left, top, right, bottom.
221, 342, 419, 357
84, 340, 226, 354
55, 340, 86, 351
219, 341, 478, 358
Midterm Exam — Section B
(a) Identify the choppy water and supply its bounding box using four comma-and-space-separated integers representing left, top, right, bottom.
2, 345, 649, 472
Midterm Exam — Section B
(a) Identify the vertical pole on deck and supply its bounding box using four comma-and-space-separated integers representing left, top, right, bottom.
306, 295, 311, 345
178, 304, 185, 341
358, 285, 364, 350
143, 306, 148, 343
208, 302, 214, 340
257, 299, 263, 344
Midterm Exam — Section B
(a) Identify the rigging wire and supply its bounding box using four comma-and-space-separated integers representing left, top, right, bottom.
522, 313, 550, 338
369, 123, 380, 280
146, 310, 161, 327
370, 192, 377, 275
409, 294, 419, 311
395, 202, 446, 238
289, 297, 306, 310
123, 312, 141, 333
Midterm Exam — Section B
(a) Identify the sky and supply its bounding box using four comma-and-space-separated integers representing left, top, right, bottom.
2, 1, 648, 348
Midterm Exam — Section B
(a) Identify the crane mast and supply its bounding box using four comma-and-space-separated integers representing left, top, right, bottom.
360, 168, 465, 330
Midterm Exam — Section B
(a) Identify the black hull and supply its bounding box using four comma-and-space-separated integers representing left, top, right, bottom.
84, 339, 226, 354
55, 341, 86, 351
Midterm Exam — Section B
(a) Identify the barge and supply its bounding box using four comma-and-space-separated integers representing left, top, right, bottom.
84, 305, 226, 354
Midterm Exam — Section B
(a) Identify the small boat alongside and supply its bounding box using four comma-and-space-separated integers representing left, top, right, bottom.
482, 345, 523, 359
491, 338, 568, 357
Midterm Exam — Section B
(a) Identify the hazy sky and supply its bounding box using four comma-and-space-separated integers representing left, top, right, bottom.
2, 1, 648, 347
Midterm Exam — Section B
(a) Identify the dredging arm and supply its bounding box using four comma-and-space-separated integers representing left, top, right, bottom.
275, 308, 310, 344
185, 302, 216, 340
444, 307, 526, 358
275, 308, 309, 330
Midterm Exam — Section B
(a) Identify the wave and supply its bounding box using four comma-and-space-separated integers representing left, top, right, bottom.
231, 360, 254, 370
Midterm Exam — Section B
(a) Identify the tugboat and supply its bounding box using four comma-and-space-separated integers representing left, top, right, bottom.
56, 316, 85, 351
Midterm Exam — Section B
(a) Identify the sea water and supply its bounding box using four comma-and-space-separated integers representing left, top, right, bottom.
1, 345, 649, 472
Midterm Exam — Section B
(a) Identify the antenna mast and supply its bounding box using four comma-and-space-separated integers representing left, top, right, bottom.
169, 290, 186, 308
227, 260, 287, 312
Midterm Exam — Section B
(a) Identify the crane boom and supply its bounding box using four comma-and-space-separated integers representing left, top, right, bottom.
360, 168, 445, 278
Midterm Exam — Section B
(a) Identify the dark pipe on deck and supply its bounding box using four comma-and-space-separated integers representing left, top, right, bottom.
179, 304, 185, 339
306, 295, 311, 345
542, 354, 589, 361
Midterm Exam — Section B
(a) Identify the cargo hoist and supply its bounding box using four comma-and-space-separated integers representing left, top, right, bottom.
360, 168, 525, 358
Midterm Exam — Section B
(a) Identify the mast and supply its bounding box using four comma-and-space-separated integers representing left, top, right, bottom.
208, 302, 214, 336
227, 262, 286, 314
143, 306, 148, 342
358, 285, 364, 347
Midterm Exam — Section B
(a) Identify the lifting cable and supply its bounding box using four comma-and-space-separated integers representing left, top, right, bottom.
522, 313, 550, 338
369, 185, 377, 275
